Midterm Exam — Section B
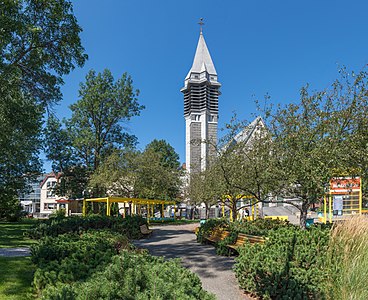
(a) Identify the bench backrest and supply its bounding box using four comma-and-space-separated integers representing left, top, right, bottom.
232, 233, 265, 247
208, 229, 230, 241
239, 233, 265, 243
140, 224, 151, 234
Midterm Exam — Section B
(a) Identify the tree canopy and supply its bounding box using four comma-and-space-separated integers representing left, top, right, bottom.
45, 69, 144, 198
0, 0, 87, 218
189, 69, 368, 228
90, 139, 182, 201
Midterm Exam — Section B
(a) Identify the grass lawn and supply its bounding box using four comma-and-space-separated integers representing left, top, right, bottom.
0, 221, 37, 248
0, 257, 35, 300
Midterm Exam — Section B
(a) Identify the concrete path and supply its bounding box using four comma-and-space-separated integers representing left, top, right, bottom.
133, 224, 251, 300
0, 247, 31, 257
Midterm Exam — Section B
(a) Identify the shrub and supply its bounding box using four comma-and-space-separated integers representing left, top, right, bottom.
216, 231, 238, 256
325, 216, 368, 300
230, 218, 292, 236
31, 230, 132, 293
26, 214, 146, 239
234, 225, 330, 299
41, 251, 215, 300
196, 218, 229, 243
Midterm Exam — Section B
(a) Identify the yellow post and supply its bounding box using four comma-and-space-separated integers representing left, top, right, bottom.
230, 207, 233, 222
82, 199, 86, 216
106, 198, 110, 216
222, 200, 225, 218
329, 193, 332, 223
147, 204, 150, 223
359, 178, 363, 215
323, 195, 327, 224
254, 201, 257, 220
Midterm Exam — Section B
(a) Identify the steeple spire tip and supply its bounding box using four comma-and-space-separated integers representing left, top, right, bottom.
198, 18, 204, 34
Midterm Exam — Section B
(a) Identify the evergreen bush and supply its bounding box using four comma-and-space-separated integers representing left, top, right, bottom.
41, 251, 215, 300
31, 230, 132, 292
26, 214, 146, 239
234, 225, 330, 299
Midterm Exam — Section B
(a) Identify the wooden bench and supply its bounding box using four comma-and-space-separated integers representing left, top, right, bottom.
227, 233, 265, 251
140, 224, 153, 236
205, 229, 230, 243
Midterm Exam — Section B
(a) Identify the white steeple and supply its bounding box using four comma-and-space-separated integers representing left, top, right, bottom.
181, 25, 221, 174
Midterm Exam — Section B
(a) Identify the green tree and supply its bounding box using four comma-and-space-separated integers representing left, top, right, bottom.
206, 69, 368, 228
0, 0, 86, 218
89, 149, 139, 198
235, 70, 367, 228
145, 139, 180, 169
90, 140, 182, 201
135, 142, 181, 200
0, 0, 87, 105
46, 69, 144, 198
67, 69, 143, 171
187, 166, 222, 219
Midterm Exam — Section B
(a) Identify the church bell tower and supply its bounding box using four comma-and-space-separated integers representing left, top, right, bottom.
181, 22, 221, 173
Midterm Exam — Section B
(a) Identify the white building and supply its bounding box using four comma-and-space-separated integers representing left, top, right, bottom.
39, 172, 69, 216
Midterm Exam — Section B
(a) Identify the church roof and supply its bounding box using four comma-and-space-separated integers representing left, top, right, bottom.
186, 32, 217, 79
233, 116, 265, 144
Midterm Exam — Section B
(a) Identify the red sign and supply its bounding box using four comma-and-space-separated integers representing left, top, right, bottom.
330, 177, 361, 194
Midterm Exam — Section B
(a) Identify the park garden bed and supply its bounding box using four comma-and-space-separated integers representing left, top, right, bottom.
26, 215, 214, 299
197, 217, 368, 299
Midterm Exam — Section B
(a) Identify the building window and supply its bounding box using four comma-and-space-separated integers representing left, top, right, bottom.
47, 181, 56, 198
44, 203, 57, 210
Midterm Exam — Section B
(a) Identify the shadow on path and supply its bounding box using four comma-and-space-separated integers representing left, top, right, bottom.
133, 224, 251, 300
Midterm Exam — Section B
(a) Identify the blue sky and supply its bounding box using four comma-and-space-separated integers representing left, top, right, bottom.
48, 0, 368, 169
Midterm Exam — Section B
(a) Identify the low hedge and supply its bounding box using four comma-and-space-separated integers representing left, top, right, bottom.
26, 214, 146, 239
41, 251, 215, 300
234, 225, 330, 299
31, 230, 132, 293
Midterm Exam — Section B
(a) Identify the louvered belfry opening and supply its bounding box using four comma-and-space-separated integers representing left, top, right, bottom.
183, 82, 219, 117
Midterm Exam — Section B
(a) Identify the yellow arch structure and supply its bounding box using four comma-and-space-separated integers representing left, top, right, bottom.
83, 197, 176, 221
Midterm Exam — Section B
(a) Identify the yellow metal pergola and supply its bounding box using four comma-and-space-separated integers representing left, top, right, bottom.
82, 197, 176, 221
221, 195, 256, 221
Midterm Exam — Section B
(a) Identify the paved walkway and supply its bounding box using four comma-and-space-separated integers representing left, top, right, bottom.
0, 247, 31, 257
133, 224, 251, 300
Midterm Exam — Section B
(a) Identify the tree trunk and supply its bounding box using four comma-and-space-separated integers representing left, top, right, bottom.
232, 205, 237, 222
299, 202, 309, 229
205, 204, 210, 219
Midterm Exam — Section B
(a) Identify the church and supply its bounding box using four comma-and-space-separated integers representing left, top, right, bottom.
181, 25, 264, 174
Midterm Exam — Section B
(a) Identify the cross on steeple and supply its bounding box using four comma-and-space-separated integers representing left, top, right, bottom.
198, 18, 204, 33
